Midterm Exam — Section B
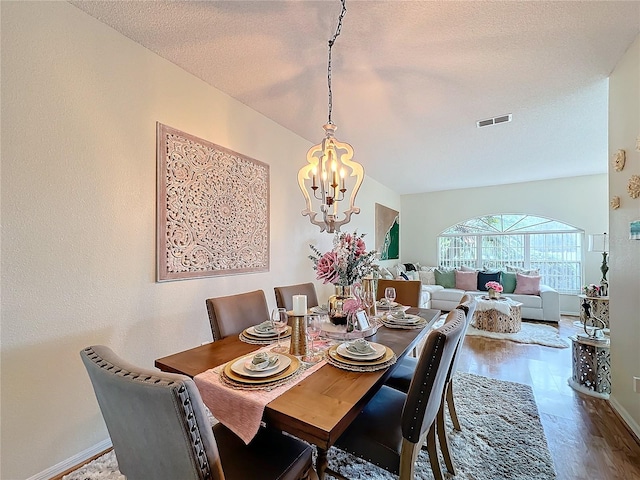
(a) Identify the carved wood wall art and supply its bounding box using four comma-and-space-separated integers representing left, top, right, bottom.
157, 123, 269, 281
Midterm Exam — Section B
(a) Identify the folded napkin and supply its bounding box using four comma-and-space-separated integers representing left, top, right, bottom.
254, 321, 276, 333
391, 310, 407, 319
250, 352, 278, 370
347, 338, 376, 354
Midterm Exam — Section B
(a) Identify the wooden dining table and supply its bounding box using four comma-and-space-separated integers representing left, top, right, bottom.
155, 307, 441, 479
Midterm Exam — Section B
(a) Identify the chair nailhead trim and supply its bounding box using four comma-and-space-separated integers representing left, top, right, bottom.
84, 347, 212, 479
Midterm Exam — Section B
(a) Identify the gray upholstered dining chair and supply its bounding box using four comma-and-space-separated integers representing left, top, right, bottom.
327, 309, 466, 480
274, 282, 319, 312
384, 294, 477, 475
205, 289, 270, 341
375, 279, 422, 307
80, 345, 316, 480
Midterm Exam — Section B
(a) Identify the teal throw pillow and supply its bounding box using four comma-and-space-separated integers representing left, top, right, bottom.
435, 268, 456, 289
501, 271, 517, 293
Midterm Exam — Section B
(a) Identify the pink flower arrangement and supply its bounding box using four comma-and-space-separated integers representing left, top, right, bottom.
485, 281, 503, 292
309, 231, 377, 286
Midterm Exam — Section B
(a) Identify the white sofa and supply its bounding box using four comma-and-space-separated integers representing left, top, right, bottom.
420, 284, 560, 322
380, 263, 561, 323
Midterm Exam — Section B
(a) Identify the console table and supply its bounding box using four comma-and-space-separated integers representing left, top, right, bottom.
568, 335, 611, 399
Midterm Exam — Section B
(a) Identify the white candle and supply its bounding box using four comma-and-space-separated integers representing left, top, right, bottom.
292, 295, 307, 316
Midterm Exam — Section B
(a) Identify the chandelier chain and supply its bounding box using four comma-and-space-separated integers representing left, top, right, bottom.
327, 0, 347, 125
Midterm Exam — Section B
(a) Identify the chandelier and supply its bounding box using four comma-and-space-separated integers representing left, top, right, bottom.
298, 0, 364, 233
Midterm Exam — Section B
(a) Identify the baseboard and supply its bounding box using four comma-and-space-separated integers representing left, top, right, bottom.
609, 395, 640, 445
27, 438, 112, 480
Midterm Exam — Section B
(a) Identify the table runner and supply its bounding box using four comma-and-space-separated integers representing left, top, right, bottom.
194, 342, 326, 444
475, 297, 519, 315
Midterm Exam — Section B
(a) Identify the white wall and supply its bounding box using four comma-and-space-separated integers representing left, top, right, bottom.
0, 3, 399, 478
401, 175, 609, 314
608, 34, 640, 438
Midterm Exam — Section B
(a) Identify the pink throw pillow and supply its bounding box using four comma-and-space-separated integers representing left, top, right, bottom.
514, 273, 541, 295
455, 270, 478, 290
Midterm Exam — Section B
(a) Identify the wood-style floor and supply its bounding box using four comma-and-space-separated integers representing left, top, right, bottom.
457, 316, 640, 480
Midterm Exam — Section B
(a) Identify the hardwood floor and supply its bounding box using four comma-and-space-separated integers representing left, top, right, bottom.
457, 316, 640, 480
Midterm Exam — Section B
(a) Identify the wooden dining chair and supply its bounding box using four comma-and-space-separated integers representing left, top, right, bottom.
80, 345, 317, 480
375, 279, 422, 307
328, 309, 466, 480
384, 294, 477, 475
205, 290, 270, 341
274, 282, 319, 311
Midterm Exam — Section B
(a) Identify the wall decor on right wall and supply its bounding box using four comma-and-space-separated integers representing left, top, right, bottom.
628, 174, 640, 199
613, 149, 626, 171
630, 220, 640, 240
610, 196, 621, 209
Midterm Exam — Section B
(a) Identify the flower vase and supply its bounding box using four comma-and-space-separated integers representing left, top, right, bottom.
488, 288, 501, 300
329, 285, 354, 325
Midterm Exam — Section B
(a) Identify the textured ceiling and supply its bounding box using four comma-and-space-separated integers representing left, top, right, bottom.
70, 1, 640, 194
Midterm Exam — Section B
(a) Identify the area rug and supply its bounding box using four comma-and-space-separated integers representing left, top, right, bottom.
466, 321, 569, 348
63, 373, 556, 480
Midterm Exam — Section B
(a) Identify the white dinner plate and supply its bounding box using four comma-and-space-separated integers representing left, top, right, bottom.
247, 326, 278, 337
385, 313, 422, 324
336, 342, 386, 361
376, 301, 399, 309
243, 356, 281, 372
230, 353, 292, 378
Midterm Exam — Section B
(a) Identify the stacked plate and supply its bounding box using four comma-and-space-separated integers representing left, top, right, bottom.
381, 312, 428, 329
326, 340, 396, 372
223, 352, 301, 385
240, 324, 292, 344
376, 300, 401, 311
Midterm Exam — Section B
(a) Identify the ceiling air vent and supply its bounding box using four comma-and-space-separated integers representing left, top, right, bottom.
477, 113, 512, 128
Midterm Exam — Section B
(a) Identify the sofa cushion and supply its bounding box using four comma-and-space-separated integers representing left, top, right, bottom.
455, 270, 478, 290
430, 288, 465, 302
501, 271, 517, 294
418, 269, 436, 285
504, 293, 542, 308
435, 269, 456, 288
378, 266, 395, 279
460, 265, 479, 272
514, 273, 541, 295
399, 271, 409, 280
507, 265, 540, 276
477, 271, 501, 291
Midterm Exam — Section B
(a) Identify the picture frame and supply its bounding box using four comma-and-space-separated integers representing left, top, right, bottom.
355, 309, 371, 330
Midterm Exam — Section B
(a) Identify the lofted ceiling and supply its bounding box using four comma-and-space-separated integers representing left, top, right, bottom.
70, 0, 640, 194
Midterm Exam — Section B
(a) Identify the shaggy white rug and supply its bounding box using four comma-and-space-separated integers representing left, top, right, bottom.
63, 373, 556, 480
465, 321, 569, 348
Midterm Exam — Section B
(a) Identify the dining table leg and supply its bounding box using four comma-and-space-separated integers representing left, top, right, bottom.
316, 446, 328, 479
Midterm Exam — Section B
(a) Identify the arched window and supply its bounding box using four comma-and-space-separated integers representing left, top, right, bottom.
438, 214, 583, 294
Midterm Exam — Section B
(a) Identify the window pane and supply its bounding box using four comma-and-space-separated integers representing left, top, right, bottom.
438, 215, 583, 294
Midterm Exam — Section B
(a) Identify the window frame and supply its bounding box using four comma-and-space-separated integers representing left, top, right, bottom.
437, 214, 584, 294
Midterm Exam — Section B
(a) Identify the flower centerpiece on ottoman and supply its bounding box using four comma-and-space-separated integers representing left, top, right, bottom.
309, 231, 377, 324
485, 281, 503, 299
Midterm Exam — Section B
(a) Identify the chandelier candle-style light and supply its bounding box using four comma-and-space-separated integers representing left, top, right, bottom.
298, 0, 364, 233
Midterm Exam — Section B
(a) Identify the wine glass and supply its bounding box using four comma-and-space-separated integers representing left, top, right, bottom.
303, 314, 322, 363
270, 308, 289, 353
363, 290, 375, 316
384, 287, 396, 306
